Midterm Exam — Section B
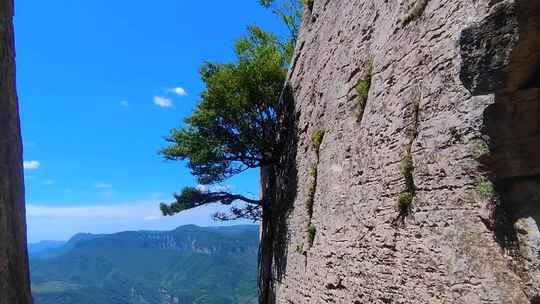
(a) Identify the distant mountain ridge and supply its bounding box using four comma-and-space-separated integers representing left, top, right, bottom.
28, 241, 66, 257
30, 225, 259, 304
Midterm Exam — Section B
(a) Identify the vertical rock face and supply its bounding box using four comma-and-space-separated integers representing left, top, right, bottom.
272, 0, 540, 303
0, 0, 33, 303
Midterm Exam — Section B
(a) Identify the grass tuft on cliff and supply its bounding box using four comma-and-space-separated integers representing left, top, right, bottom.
355, 59, 373, 121
401, 0, 429, 26
305, 180, 316, 218
302, 0, 314, 11
472, 140, 490, 160
400, 153, 415, 192
476, 177, 494, 201
396, 192, 414, 214
307, 224, 316, 247
311, 129, 325, 154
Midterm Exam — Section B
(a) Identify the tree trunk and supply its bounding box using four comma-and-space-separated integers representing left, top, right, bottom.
258, 165, 274, 304
0, 0, 33, 303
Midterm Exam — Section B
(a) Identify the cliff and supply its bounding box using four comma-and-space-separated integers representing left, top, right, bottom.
0, 0, 33, 303
270, 0, 540, 303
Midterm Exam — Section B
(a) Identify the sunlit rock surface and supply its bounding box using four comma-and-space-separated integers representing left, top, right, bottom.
270, 0, 540, 303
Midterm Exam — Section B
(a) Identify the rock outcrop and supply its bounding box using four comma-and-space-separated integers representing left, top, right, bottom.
0, 0, 33, 303
269, 0, 540, 303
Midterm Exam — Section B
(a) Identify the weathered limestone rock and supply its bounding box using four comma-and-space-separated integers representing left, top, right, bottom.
270, 0, 540, 303
0, 0, 33, 303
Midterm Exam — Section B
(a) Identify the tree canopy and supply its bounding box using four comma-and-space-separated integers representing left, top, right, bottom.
258, 0, 304, 42
159, 26, 291, 221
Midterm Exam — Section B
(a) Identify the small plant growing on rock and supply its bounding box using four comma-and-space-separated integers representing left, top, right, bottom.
472, 140, 490, 160
295, 243, 305, 254
401, 0, 429, 26
307, 224, 317, 247
311, 129, 325, 154
400, 153, 414, 177
305, 129, 324, 249
309, 164, 318, 178
393, 192, 414, 227
355, 59, 373, 121
394, 151, 416, 226
476, 177, 494, 201
400, 153, 415, 192
306, 164, 318, 218
302, 0, 314, 11
396, 192, 413, 214
305, 180, 316, 217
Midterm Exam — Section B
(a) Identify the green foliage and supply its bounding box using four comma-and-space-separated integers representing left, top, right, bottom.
30, 225, 259, 304
161, 187, 261, 221
393, 86, 420, 223
305, 179, 316, 218
161, 26, 287, 185
355, 59, 373, 121
305, 131, 323, 246
307, 224, 316, 247
160, 26, 291, 219
295, 243, 304, 254
301, 0, 314, 11
305, 155, 319, 244
472, 140, 490, 160
160, 187, 201, 215
401, 0, 429, 25
476, 177, 495, 201
395, 152, 415, 219
411, 96, 420, 138
311, 129, 325, 153
258, 0, 304, 42
400, 153, 415, 193
396, 192, 413, 214
308, 164, 318, 178
161, 0, 304, 221
400, 153, 414, 178
305, 158, 320, 221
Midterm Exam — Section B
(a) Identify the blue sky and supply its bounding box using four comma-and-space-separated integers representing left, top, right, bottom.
16, 1, 285, 242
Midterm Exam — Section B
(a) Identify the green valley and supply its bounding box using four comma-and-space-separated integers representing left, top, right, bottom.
29, 225, 259, 304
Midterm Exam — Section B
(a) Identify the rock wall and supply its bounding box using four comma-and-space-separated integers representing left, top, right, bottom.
272, 0, 540, 303
0, 0, 33, 303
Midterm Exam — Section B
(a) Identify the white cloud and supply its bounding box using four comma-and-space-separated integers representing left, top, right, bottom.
168, 87, 187, 96
95, 183, 113, 189
26, 200, 254, 242
153, 96, 172, 108
23, 160, 40, 170
196, 184, 232, 193
120, 100, 129, 107
44, 179, 56, 185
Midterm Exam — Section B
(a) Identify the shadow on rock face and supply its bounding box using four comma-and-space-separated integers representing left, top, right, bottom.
459, 0, 540, 300
460, 0, 540, 95
258, 82, 299, 304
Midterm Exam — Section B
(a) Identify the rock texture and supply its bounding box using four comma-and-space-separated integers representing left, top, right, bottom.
270, 0, 540, 303
0, 0, 33, 303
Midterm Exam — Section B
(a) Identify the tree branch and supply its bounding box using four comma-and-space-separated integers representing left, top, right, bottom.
211, 192, 262, 206
160, 187, 262, 216
213, 205, 262, 222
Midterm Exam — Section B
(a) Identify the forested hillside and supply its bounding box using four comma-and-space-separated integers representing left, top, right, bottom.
30, 225, 259, 304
